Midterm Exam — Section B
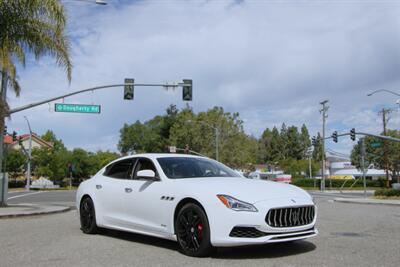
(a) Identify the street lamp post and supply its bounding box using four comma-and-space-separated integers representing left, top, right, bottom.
368, 89, 400, 129
23, 116, 32, 192
187, 120, 219, 161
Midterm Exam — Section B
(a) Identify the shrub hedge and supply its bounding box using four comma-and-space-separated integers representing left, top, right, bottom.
374, 189, 400, 197
8, 180, 26, 188
292, 178, 386, 188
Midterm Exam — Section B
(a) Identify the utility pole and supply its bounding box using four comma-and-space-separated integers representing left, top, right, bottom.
0, 72, 8, 207
320, 100, 329, 191
379, 108, 391, 187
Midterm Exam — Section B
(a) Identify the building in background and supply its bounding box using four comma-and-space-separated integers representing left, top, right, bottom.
326, 150, 386, 180
3, 133, 53, 150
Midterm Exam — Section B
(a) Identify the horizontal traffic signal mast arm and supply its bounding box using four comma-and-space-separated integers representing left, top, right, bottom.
8, 81, 191, 115
326, 131, 400, 143
356, 131, 400, 143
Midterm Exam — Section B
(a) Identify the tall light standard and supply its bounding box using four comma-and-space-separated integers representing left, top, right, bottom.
23, 116, 32, 191
368, 89, 400, 129
187, 120, 219, 161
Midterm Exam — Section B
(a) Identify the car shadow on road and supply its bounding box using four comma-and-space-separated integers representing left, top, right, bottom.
99, 228, 179, 251
99, 228, 316, 259
213, 241, 316, 259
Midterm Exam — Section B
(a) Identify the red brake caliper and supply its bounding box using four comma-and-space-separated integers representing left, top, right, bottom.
197, 224, 203, 240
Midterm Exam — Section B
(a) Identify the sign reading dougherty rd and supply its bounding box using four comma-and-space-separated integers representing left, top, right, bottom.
55, 103, 101, 114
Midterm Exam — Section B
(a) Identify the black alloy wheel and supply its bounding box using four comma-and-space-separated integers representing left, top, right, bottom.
80, 197, 99, 234
175, 203, 213, 257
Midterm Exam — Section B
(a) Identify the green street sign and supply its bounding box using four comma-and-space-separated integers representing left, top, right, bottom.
371, 142, 381, 148
55, 103, 101, 114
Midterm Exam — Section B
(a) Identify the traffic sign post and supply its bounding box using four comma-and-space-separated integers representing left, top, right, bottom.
55, 103, 101, 114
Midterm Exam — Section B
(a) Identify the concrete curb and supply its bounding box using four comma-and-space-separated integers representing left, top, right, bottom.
334, 197, 400, 206
0, 204, 71, 219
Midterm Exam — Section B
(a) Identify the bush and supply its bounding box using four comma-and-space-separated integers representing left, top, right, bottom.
292, 178, 386, 188
374, 189, 400, 197
8, 180, 26, 188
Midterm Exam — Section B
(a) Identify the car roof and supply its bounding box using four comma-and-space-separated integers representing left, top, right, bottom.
117, 153, 207, 161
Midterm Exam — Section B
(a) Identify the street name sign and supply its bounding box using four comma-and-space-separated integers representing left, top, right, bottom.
55, 103, 101, 114
370, 142, 381, 148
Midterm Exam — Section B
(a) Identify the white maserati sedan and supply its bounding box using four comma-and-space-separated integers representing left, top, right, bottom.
76, 154, 317, 257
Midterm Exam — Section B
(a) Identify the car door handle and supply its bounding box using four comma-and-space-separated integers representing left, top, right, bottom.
125, 188, 133, 193
96, 184, 102, 189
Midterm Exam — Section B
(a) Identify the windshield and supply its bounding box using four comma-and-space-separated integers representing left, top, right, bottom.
157, 157, 241, 179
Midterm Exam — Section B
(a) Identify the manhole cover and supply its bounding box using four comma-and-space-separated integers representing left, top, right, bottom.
331, 232, 365, 237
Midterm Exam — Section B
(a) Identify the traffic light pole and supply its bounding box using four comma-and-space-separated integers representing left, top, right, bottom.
327, 131, 400, 143
8, 82, 190, 115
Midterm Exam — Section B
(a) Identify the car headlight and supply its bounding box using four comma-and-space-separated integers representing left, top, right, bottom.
217, 194, 258, 212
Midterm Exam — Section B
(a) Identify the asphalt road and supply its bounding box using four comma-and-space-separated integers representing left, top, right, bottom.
1, 191, 399, 266
7, 190, 77, 208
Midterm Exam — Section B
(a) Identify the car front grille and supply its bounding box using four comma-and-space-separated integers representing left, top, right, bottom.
229, 227, 267, 238
266, 206, 315, 228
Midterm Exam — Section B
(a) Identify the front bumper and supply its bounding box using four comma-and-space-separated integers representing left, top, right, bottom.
207, 196, 318, 247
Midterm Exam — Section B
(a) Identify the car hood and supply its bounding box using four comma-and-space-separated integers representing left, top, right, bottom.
172, 177, 310, 203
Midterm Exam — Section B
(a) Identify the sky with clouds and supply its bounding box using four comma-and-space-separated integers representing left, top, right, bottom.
6, 0, 400, 156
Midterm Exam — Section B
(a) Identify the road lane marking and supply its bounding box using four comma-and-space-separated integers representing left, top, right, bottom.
7, 191, 45, 200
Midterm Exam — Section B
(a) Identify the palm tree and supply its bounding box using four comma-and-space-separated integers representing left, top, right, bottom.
0, 0, 72, 205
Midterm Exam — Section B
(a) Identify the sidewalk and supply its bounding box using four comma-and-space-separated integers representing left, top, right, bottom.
0, 203, 71, 218
309, 190, 375, 194
334, 197, 400, 206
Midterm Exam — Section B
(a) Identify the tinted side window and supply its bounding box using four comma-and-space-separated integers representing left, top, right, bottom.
104, 159, 135, 179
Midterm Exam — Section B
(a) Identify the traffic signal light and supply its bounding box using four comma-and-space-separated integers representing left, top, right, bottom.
350, 128, 356, 141
332, 131, 338, 143
311, 136, 316, 146
12, 131, 17, 142
182, 79, 192, 101
124, 78, 134, 100
3, 125, 7, 135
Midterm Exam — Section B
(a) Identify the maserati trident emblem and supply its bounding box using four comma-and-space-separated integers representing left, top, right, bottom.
292, 210, 300, 224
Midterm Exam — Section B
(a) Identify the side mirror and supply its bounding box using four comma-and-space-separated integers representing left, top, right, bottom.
136, 169, 157, 180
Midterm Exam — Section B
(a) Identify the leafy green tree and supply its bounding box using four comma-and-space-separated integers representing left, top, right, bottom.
4, 148, 25, 180
32, 131, 70, 183
41, 130, 66, 151
286, 126, 303, 160
351, 129, 400, 182
279, 158, 319, 178
118, 121, 154, 154
91, 150, 119, 171
0, 0, 72, 130
300, 124, 311, 158
312, 132, 323, 161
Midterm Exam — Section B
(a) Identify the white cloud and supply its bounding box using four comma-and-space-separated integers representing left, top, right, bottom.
6, 0, 400, 154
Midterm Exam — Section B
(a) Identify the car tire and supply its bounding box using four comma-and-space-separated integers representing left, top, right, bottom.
80, 197, 99, 234
175, 203, 214, 257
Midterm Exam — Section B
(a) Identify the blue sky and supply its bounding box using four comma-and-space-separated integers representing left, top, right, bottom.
6, 0, 400, 156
